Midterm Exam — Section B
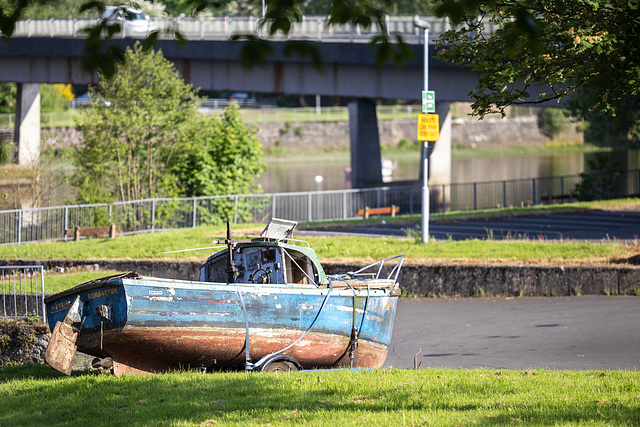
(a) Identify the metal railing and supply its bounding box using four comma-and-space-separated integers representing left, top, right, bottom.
1, 266, 46, 321
1, 169, 639, 246
6, 15, 495, 41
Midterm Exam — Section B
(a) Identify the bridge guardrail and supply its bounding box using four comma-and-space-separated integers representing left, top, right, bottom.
5, 15, 493, 41
1, 169, 639, 246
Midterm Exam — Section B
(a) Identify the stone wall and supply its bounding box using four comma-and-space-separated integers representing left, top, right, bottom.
3, 115, 582, 152
451, 116, 583, 148
0, 321, 50, 367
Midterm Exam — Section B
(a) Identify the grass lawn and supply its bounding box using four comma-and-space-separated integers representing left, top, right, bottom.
0, 199, 637, 293
0, 365, 638, 426
43, 270, 123, 294
0, 199, 638, 264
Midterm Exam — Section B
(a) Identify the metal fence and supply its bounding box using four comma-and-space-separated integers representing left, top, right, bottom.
1, 266, 46, 321
6, 15, 497, 41
1, 169, 639, 246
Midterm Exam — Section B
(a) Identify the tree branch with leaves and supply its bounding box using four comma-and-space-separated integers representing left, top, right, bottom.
433, 0, 640, 118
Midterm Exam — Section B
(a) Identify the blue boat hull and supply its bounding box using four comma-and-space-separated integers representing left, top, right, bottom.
46, 276, 398, 375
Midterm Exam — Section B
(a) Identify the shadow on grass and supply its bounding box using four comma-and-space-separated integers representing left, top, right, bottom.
0, 366, 638, 425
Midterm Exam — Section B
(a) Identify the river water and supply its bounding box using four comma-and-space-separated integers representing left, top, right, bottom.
257, 149, 640, 193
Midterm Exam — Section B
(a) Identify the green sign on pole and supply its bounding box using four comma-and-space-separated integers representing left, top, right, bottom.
422, 90, 435, 113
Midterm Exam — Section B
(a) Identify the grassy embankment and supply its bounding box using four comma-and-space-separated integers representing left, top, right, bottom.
0, 364, 638, 426
0, 198, 638, 294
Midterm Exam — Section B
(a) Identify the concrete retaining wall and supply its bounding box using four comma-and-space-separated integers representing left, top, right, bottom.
4, 258, 639, 298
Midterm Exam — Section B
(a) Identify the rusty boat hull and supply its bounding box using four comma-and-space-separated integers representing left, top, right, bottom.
45, 275, 399, 375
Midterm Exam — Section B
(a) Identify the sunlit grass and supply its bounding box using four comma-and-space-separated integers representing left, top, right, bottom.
0, 223, 632, 264
0, 200, 637, 266
44, 270, 122, 293
0, 365, 637, 426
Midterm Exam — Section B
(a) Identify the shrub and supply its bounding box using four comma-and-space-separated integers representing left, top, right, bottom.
575, 153, 622, 201
539, 108, 571, 139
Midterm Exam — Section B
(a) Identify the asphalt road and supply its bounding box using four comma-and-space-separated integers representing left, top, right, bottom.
385, 296, 640, 370
307, 209, 640, 241
307, 209, 640, 370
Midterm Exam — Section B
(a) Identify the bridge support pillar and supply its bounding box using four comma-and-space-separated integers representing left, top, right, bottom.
348, 98, 382, 188
431, 101, 452, 186
13, 83, 41, 166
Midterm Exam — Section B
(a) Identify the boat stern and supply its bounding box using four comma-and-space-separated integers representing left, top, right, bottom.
44, 273, 132, 374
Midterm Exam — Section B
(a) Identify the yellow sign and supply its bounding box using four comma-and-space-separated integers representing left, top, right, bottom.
417, 114, 439, 141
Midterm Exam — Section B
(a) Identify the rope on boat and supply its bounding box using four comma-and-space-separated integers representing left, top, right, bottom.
235, 283, 252, 369
250, 282, 334, 371
347, 282, 371, 368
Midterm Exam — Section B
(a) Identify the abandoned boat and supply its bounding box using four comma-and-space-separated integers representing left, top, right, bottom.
45, 219, 404, 376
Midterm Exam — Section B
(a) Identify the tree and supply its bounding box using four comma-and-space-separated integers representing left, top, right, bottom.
575, 152, 622, 201
0, 83, 16, 113
17, 0, 91, 18
169, 105, 264, 198
568, 81, 640, 146
73, 43, 198, 203
73, 43, 264, 206
434, 0, 640, 119
40, 84, 72, 112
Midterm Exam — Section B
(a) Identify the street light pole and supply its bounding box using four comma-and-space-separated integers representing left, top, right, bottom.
415, 20, 430, 243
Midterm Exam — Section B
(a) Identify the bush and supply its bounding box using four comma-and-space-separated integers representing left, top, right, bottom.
575, 153, 622, 201
539, 108, 571, 139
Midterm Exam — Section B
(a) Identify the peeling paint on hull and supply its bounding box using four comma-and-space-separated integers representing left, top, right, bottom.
46, 276, 398, 375
81, 327, 389, 375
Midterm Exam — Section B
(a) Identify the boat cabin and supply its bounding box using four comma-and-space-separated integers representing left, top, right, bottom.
199, 219, 327, 286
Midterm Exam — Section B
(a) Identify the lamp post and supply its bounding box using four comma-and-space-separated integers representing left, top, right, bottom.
414, 19, 431, 243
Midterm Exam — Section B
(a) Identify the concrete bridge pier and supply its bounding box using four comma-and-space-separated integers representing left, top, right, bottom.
13, 83, 41, 166
348, 98, 383, 188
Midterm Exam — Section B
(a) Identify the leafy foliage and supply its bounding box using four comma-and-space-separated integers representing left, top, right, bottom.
73, 43, 197, 203
575, 152, 622, 201
40, 84, 71, 112
435, 0, 640, 119
0, 83, 16, 113
170, 105, 264, 198
569, 81, 640, 147
538, 108, 570, 140
73, 44, 264, 210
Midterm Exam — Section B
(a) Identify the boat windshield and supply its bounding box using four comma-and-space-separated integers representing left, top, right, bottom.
282, 248, 318, 285
200, 244, 319, 286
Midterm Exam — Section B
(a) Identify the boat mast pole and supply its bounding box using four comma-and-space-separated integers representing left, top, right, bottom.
226, 221, 237, 282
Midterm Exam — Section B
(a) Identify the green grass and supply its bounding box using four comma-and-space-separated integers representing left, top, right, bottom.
451, 143, 608, 158
0, 365, 637, 426
0, 200, 637, 265
44, 270, 122, 294
0, 223, 632, 264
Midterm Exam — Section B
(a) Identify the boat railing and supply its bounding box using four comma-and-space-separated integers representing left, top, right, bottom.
350, 254, 405, 283
283, 238, 310, 247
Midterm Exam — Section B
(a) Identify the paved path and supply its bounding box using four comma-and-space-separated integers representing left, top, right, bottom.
305, 209, 640, 241
385, 296, 640, 370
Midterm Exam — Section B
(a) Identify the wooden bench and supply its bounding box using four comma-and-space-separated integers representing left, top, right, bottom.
65, 225, 121, 241
356, 205, 399, 219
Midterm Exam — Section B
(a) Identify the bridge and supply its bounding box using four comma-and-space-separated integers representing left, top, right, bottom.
0, 16, 486, 188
